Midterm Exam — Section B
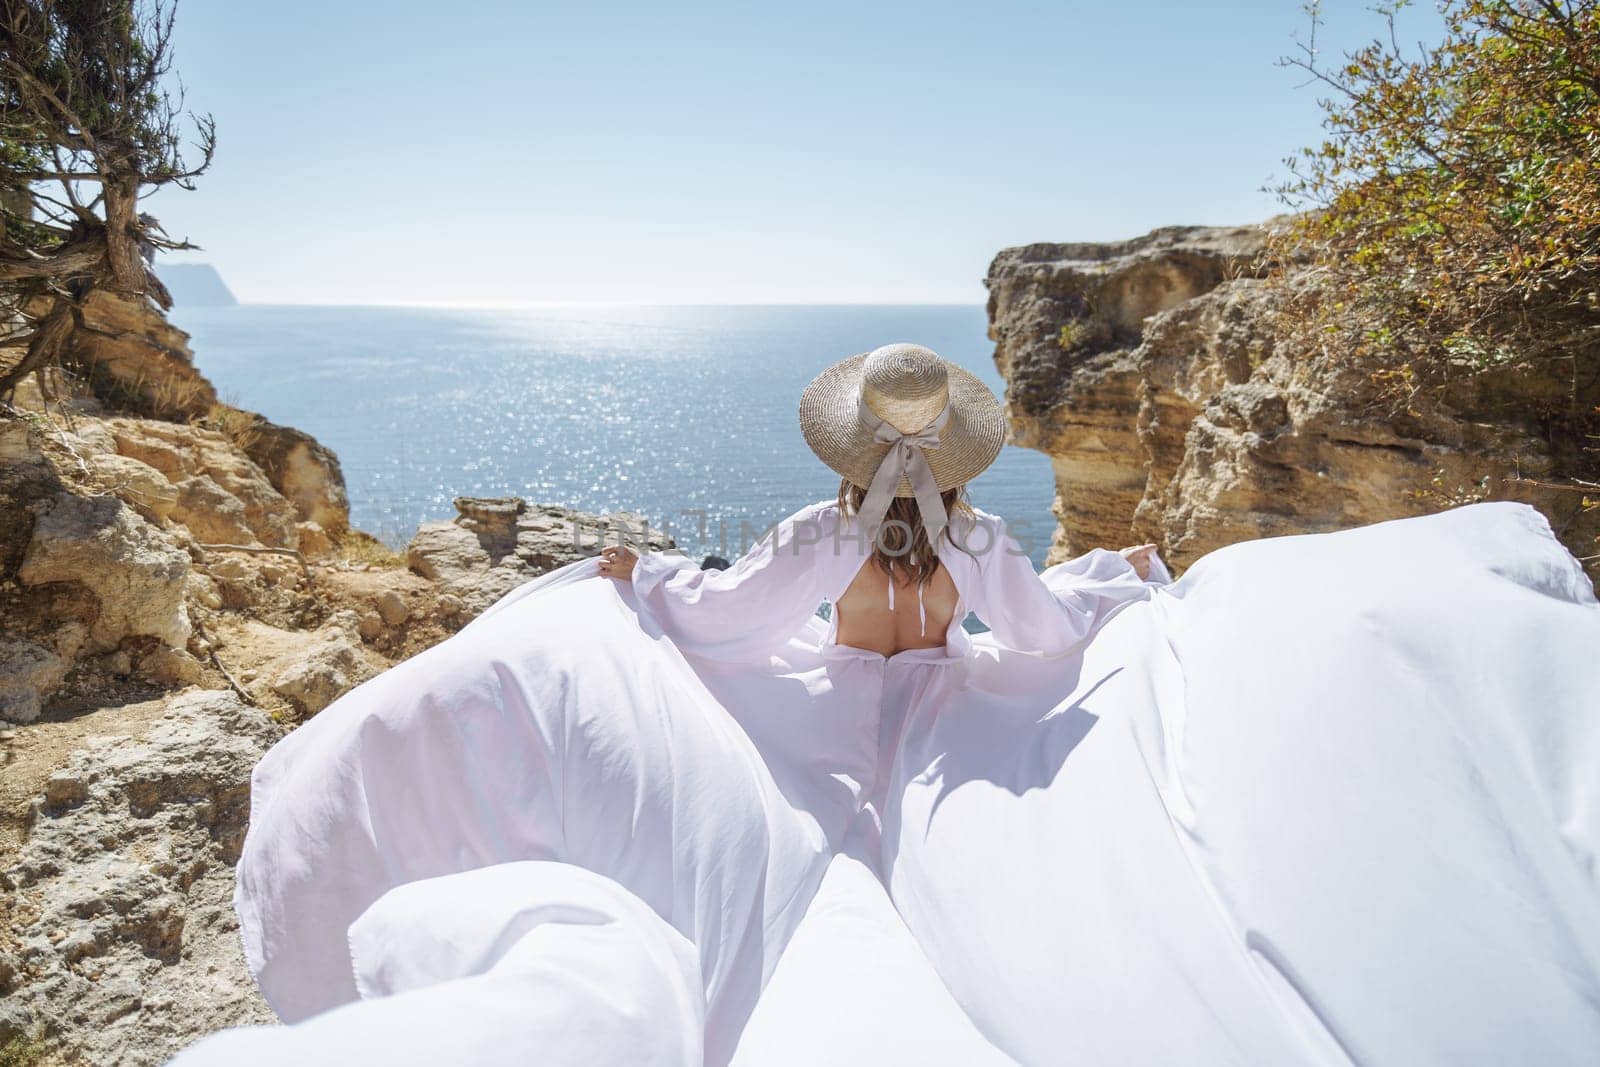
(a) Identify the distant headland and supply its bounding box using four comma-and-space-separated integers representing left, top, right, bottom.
158, 263, 238, 307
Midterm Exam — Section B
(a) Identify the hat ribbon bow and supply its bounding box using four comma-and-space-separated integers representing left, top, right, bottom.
856, 397, 951, 542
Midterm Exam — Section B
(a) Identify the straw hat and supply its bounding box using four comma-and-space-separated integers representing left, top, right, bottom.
799, 342, 1007, 496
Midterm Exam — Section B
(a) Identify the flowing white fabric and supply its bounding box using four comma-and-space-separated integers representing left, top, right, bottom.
179, 862, 704, 1066
730, 818, 1017, 1066
171, 501, 1600, 1066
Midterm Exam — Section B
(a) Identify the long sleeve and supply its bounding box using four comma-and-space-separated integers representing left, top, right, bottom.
968, 513, 1169, 657
628, 502, 835, 662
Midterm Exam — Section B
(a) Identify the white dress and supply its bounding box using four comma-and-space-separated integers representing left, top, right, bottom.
173, 501, 1600, 1067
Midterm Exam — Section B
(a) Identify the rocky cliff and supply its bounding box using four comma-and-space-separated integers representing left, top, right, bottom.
1, 692, 279, 1066
986, 224, 1598, 576
0, 293, 669, 1063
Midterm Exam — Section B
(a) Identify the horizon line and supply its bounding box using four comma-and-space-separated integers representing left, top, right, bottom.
190, 298, 991, 311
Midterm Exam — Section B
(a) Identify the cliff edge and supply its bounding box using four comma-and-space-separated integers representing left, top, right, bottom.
986, 223, 1598, 577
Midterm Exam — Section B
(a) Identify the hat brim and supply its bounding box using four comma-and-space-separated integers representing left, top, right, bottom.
799, 352, 1008, 496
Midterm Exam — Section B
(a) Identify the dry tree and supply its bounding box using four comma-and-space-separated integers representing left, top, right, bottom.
0, 0, 214, 400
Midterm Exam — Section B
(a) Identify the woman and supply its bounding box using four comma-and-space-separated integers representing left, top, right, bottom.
178, 346, 1600, 1067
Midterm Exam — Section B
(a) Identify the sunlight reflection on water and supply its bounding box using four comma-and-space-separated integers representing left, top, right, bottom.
170, 304, 1058, 566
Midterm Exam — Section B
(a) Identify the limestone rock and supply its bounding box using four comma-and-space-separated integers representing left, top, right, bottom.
87, 452, 178, 521
204, 554, 253, 583
985, 222, 1599, 572
237, 416, 350, 532
295, 519, 333, 557
6, 365, 102, 418
0, 988, 24, 1048
108, 420, 188, 479
376, 589, 409, 627
138, 646, 208, 688
49, 621, 90, 663
18, 493, 191, 650
405, 520, 493, 583
108, 418, 300, 548
454, 495, 526, 545
407, 496, 672, 619
72, 290, 217, 419
0, 691, 281, 1064
172, 474, 257, 545
185, 570, 223, 610
0, 416, 65, 580
323, 608, 363, 635
62, 419, 118, 456
198, 455, 300, 550
0, 638, 68, 724
270, 635, 375, 715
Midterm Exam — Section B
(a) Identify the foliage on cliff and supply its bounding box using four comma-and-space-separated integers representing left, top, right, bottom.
0, 0, 213, 399
1274, 0, 1599, 515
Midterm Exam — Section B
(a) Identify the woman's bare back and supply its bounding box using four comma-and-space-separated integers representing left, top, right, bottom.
834, 561, 959, 657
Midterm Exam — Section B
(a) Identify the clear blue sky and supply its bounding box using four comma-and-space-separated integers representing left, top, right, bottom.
150, 1, 1441, 306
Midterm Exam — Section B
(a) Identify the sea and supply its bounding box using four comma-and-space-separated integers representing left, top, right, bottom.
167, 304, 1058, 567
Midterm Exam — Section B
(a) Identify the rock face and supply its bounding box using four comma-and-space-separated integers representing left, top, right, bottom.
407, 495, 673, 618
0, 639, 68, 724
270, 631, 376, 716
0, 286, 351, 721
0, 419, 65, 580
86, 452, 179, 521
0, 691, 281, 1063
986, 223, 1600, 572
18, 492, 192, 652
72, 290, 217, 419
109, 418, 302, 549
173, 474, 259, 545
237, 415, 350, 533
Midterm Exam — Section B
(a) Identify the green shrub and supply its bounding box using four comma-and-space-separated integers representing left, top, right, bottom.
1274, 1, 1599, 395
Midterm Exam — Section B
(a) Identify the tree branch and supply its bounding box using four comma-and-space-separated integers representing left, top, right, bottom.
0, 244, 103, 282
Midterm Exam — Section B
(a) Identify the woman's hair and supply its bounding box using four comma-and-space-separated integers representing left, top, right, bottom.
837, 477, 974, 587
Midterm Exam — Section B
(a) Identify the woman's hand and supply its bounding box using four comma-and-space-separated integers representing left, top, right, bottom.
598, 545, 638, 580
1119, 543, 1158, 580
